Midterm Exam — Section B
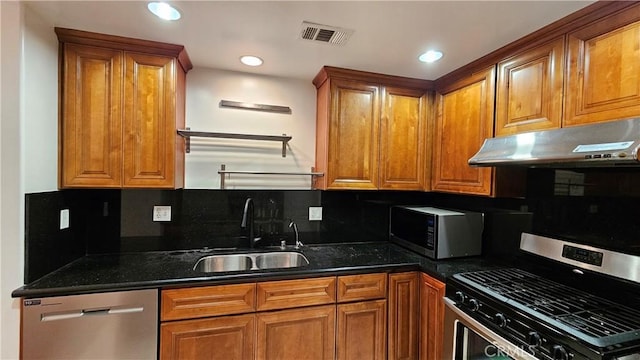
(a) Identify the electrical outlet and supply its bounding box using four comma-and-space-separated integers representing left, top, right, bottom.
60, 209, 70, 230
153, 206, 171, 222
309, 206, 323, 221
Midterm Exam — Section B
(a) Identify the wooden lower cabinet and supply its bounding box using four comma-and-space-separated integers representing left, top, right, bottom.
337, 300, 387, 360
388, 272, 419, 360
160, 314, 255, 360
256, 305, 336, 360
419, 273, 446, 360
160, 272, 428, 360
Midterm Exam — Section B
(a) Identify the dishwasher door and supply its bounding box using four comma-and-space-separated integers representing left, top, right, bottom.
22, 289, 158, 360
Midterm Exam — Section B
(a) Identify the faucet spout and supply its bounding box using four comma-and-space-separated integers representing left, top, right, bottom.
241, 198, 260, 248
288, 219, 303, 249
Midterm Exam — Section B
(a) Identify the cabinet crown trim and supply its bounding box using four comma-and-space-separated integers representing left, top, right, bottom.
54, 27, 193, 72
313, 66, 433, 91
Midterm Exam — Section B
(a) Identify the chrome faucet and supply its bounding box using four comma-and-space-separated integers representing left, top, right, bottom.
241, 198, 260, 248
288, 219, 303, 249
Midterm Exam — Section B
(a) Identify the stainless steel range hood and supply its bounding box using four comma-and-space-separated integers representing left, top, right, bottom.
468, 118, 640, 167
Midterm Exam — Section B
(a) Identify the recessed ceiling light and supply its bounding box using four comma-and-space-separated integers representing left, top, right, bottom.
418, 50, 444, 63
240, 55, 264, 67
147, 2, 181, 21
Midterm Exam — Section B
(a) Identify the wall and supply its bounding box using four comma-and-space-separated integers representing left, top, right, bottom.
1, 4, 60, 358
23, 6, 58, 194
185, 68, 317, 189
1, 3, 24, 359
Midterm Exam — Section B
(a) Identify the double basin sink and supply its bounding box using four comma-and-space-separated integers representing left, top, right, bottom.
193, 251, 309, 273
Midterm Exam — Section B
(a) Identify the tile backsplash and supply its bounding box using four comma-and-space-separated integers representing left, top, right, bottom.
24, 168, 640, 283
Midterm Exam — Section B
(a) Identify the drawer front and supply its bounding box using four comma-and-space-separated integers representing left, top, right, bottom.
337, 273, 387, 302
256, 277, 336, 311
161, 283, 256, 321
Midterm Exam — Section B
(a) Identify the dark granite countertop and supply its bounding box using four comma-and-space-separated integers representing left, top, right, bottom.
12, 242, 501, 298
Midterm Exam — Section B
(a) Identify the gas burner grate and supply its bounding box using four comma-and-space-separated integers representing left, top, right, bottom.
456, 268, 640, 342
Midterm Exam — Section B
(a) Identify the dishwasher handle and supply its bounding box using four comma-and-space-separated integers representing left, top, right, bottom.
41, 305, 144, 322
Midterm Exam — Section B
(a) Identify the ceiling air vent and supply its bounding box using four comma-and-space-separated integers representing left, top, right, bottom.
300, 21, 353, 45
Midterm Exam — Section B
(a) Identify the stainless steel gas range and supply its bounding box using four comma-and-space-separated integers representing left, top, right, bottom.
443, 233, 640, 360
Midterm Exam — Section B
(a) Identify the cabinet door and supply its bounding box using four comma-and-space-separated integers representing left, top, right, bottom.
337, 300, 387, 360
419, 273, 446, 360
380, 87, 428, 190
256, 305, 336, 360
433, 66, 495, 196
495, 37, 564, 136
564, 6, 640, 126
59, 44, 123, 188
325, 79, 380, 189
388, 272, 419, 360
160, 314, 255, 360
123, 52, 178, 188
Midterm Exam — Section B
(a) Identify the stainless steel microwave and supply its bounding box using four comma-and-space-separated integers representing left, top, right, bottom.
389, 206, 484, 259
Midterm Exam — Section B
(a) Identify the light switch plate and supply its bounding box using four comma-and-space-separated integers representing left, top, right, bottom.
153, 206, 171, 222
309, 206, 323, 221
60, 209, 70, 230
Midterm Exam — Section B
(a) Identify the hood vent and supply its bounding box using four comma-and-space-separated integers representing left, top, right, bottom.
468, 118, 640, 167
300, 21, 353, 45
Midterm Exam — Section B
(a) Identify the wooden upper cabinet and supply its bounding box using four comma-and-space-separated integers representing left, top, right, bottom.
56, 28, 191, 189
123, 52, 180, 187
323, 79, 381, 189
564, 4, 640, 127
313, 66, 431, 191
380, 87, 429, 190
495, 36, 565, 136
59, 44, 123, 187
433, 66, 496, 196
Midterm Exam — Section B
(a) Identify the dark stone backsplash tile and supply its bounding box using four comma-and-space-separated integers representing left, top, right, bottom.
24, 168, 640, 283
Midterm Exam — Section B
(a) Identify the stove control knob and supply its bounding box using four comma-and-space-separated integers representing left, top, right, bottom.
454, 291, 465, 304
494, 313, 507, 328
552, 345, 568, 360
527, 331, 542, 347
468, 299, 480, 312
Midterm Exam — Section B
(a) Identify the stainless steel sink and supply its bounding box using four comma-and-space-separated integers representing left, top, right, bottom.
193, 251, 309, 273
193, 254, 253, 272
255, 252, 309, 269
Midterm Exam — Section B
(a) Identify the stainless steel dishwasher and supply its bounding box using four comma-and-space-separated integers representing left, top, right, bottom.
22, 289, 158, 359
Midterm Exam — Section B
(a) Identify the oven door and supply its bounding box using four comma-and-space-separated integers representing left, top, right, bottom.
443, 298, 538, 360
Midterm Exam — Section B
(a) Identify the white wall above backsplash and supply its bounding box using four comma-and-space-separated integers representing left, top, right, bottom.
184, 68, 318, 189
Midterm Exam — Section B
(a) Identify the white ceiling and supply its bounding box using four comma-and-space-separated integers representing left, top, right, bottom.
25, 1, 594, 81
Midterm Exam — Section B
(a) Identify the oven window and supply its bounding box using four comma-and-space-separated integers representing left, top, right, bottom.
455, 323, 516, 360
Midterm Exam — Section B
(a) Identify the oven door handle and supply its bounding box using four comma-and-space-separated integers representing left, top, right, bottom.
443, 298, 539, 360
